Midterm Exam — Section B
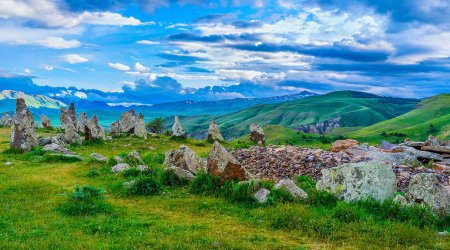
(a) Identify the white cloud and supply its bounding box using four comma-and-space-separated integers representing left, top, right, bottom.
36, 37, 81, 49
137, 40, 160, 45
62, 54, 88, 64
74, 91, 87, 99
108, 63, 130, 71
24, 68, 31, 74
134, 62, 149, 73
41, 65, 54, 71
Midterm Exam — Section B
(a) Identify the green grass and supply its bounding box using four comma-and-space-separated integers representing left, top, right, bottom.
348, 93, 450, 143
0, 127, 449, 249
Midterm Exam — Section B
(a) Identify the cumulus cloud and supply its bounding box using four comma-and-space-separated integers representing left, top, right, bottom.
134, 62, 149, 73
62, 54, 88, 64
108, 62, 130, 71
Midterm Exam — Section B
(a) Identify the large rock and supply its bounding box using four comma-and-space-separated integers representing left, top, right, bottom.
164, 145, 206, 174
172, 116, 187, 138
119, 110, 136, 134
424, 134, 440, 146
249, 123, 265, 143
65, 122, 82, 145
109, 120, 121, 136
10, 98, 38, 151
169, 167, 195, 181
317, 160, 397, 202
40, 114, 52, 128
68, 103, 77, 128
406, 173, 450, 214
43, 143, 76, 155
332, 139, 359, 152
274, 179, 308, 199
207, 120, 224, 142
127, 150, 144, 165
206, 141, 249, 182
0, 112, 12, 127
85, 115, 106, 140
134, 112, 147, 139
59, 107, 72, 130
76, 112, 89, 133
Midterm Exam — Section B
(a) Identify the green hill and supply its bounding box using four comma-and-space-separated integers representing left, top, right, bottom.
347, 94, 450, 142
175, 91, 419, 140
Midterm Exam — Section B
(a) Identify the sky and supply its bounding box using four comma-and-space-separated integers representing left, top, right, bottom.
0, 0, 450, 102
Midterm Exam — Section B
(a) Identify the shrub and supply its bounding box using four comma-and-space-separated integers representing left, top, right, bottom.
42, 154, 82, 163
268, 205, 307, 230
142, 153, 165, 165
81, 139, 104, 146
189, 172, 221, 195
332, 202, 364, 223
2, 147, 24, 155
122, 168, 142, 178
146, 117, 165, 134
161, 168, 188, 186
27, 146, 45, 156
107, 157, 118, 167
125, 175, 161, 195
220, 180, 258, 206
296, 175, 338, 207
295, 175, 316, 192
86, 168, 99, 177
59, 185, 110, 216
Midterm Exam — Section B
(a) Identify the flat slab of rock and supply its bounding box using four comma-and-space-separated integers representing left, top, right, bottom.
169, 166, 195, 181
317, 160, 397, 202
332, 139, 359, 152
274, 179, 308, 199
112, 163, 131, 173
421, 146, 450, 155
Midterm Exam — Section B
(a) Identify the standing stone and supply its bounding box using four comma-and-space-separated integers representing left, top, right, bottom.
207, 120, 224, 142
249, 123, 265, 143
85, 115, 106, 141
0, 112, 12, 127
40, 114, 52, 128
10, 98, 38, 151
274, 179, 308, 199
164, 145, 206, 174
68, 103, 77, 129
60, 107, 72, 130
406, 173, 450, 214
109, 120, 121, 136
76, 112, 89, 133
172, 116, 187, 138
316, 160, 397, 202
65, 122, 82, 145
119, 110, 136, 134
134, 112, 147, 139
206, 141, 249, 182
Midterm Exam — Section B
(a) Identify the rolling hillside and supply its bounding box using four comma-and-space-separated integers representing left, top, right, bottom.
0, 90, 67, 109
174, 91, 419, 139
348, 93, 450, 142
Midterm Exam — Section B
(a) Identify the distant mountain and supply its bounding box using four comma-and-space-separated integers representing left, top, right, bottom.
347, 93, 450, 142
0, 90, 67, 109
173, 91, 420, 140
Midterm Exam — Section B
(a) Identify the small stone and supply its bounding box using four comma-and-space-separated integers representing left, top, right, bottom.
112, 163, 131, 173
274, 179, 308, 199
114, 156, 124, 163
90, 153, 107, 162
253, 188, 270, 203
127, 150, 144, 165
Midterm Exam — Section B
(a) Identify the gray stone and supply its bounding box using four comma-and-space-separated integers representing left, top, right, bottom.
127, 150, 144, 165
421, 146, 450, 155
59, 107, 72, 130
164, 145, 206, 174
10, 98, 38, 151
169, 167, 195, 181
43, 143, 76, 155
48, 153, 83, 161
274, 179, 308, 199
424, 134, 440, 146
65, 122, 82, 145
172, 116, 187, 138
317, 160, 397, 202
207, 120, 224, 142
0, 112, 12, 127
119, 110, 136, 134
114, 156, 124, 163
90, 153, 107, 162
253, 188, 270, 203
68, 103, 77, 129
40, 114, 51, 128
381, 140, 403, 152
207, 141, 249, 182
112, 163, 131, 173
109, 120, 121, 136
76, 112, 89, 133
137, 165, 150, 172
406, 173, 450, 214
134, 112, 147, 139
249, 123, 265, 143
393, 194, 409, 207
38, 137, 52, 146
85, 115, 106, 140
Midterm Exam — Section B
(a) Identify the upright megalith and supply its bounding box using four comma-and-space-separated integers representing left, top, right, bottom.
65, 122, 82, 145
206, 141, 249, 182
207, 120, 224, 142
40, 114, 52, 128
85, 115, 106, 141
60, 107, 71, 130
119, 110, 136, 134
249, 123, 265, 144
109, 120, 121, 136
10, 98, 38, 151
68, 103, 77, 128
0, 112, 12, 127
77, 112, 89, 133
134, 112, 147, 139
172, 116, 187, 138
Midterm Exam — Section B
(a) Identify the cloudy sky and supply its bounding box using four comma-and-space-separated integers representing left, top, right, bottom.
0, 0, 450, 100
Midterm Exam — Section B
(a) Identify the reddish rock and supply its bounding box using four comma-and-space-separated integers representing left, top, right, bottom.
331, 139, 359, 152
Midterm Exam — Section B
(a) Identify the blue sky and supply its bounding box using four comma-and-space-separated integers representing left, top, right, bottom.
0, 0, 449, 102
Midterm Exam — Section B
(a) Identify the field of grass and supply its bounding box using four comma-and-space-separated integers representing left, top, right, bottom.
0, 127, 449, 249
172, 91, 418, 140
348, 94, 450, 143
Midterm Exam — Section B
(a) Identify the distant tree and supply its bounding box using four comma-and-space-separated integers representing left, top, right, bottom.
146, 117, 165, 134
427, 124, 437, 135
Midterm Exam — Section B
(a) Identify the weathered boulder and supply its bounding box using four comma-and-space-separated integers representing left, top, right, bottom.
253, 188, 270, 203
424, 134, 440, 146
51, 133, 68, 147
134, 112, 147, 139
332, 139, 359, 152
109, 120, 121, 136
85, 115, 106, 141
406, 173, 450, 214
59, 107, 72, 130
136, 165, 150, 172
317, 160, 397, 202
127, 150, 144, 165
114, 156, 124, 164
10, 98, 38, 151
76, 112, 89, 133
274, 179, 308, 199
65, 122, 82, 145
43, 143, 76, 155
164, 145, 206, 174
119, 110, 136, 134
172, 116, 187, 138
249, 123, 265, 143
90, 153, 107, 162
381, 140, 404, 152
169, 167, 195, 181
421, 146, 450, 155
112, 163, 131, 173
0, 112, 12, 127
68, 103, 77, 128
38, 136, 52, 146
206, 141, 249, 182
40, 114, 52, 128
207, 120, 224, 142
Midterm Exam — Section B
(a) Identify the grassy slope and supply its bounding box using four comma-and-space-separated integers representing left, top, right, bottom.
177, 91, 418, 139
348, 94, 450, 143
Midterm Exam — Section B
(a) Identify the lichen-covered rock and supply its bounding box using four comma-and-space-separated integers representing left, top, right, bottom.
332, 139, 359, 152
207, 141, 249, 182
38, 136, 52, 146
90, 153, 107, 162
10, 98, 38, 151
406, 173, 450, 214
424, 134, 440, 146
119, 110, 136, 134
65, 122, 82, 145
249, 123, 265, 143
169, 167, 195, 181
51, 133, 68, 147
109, 120, 121, 136
127, 150, 144, 165
0, 112, 12, 127
40, 114, 52, 128
317, 160, 396, 202
68, 103, 77, 128
172, 116, 187, 138
393, 194, 408, 207
207, 120, 224, 142
85, 115, 106, 140
164, 145, 206, 174
43, 143, 76, 155
134, 112, 147, 139
76, 112, 89, 133
112, 163, 131, 173
274, 179, 308, 199
253, 188, 270, 203
59, 107, 72, 130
